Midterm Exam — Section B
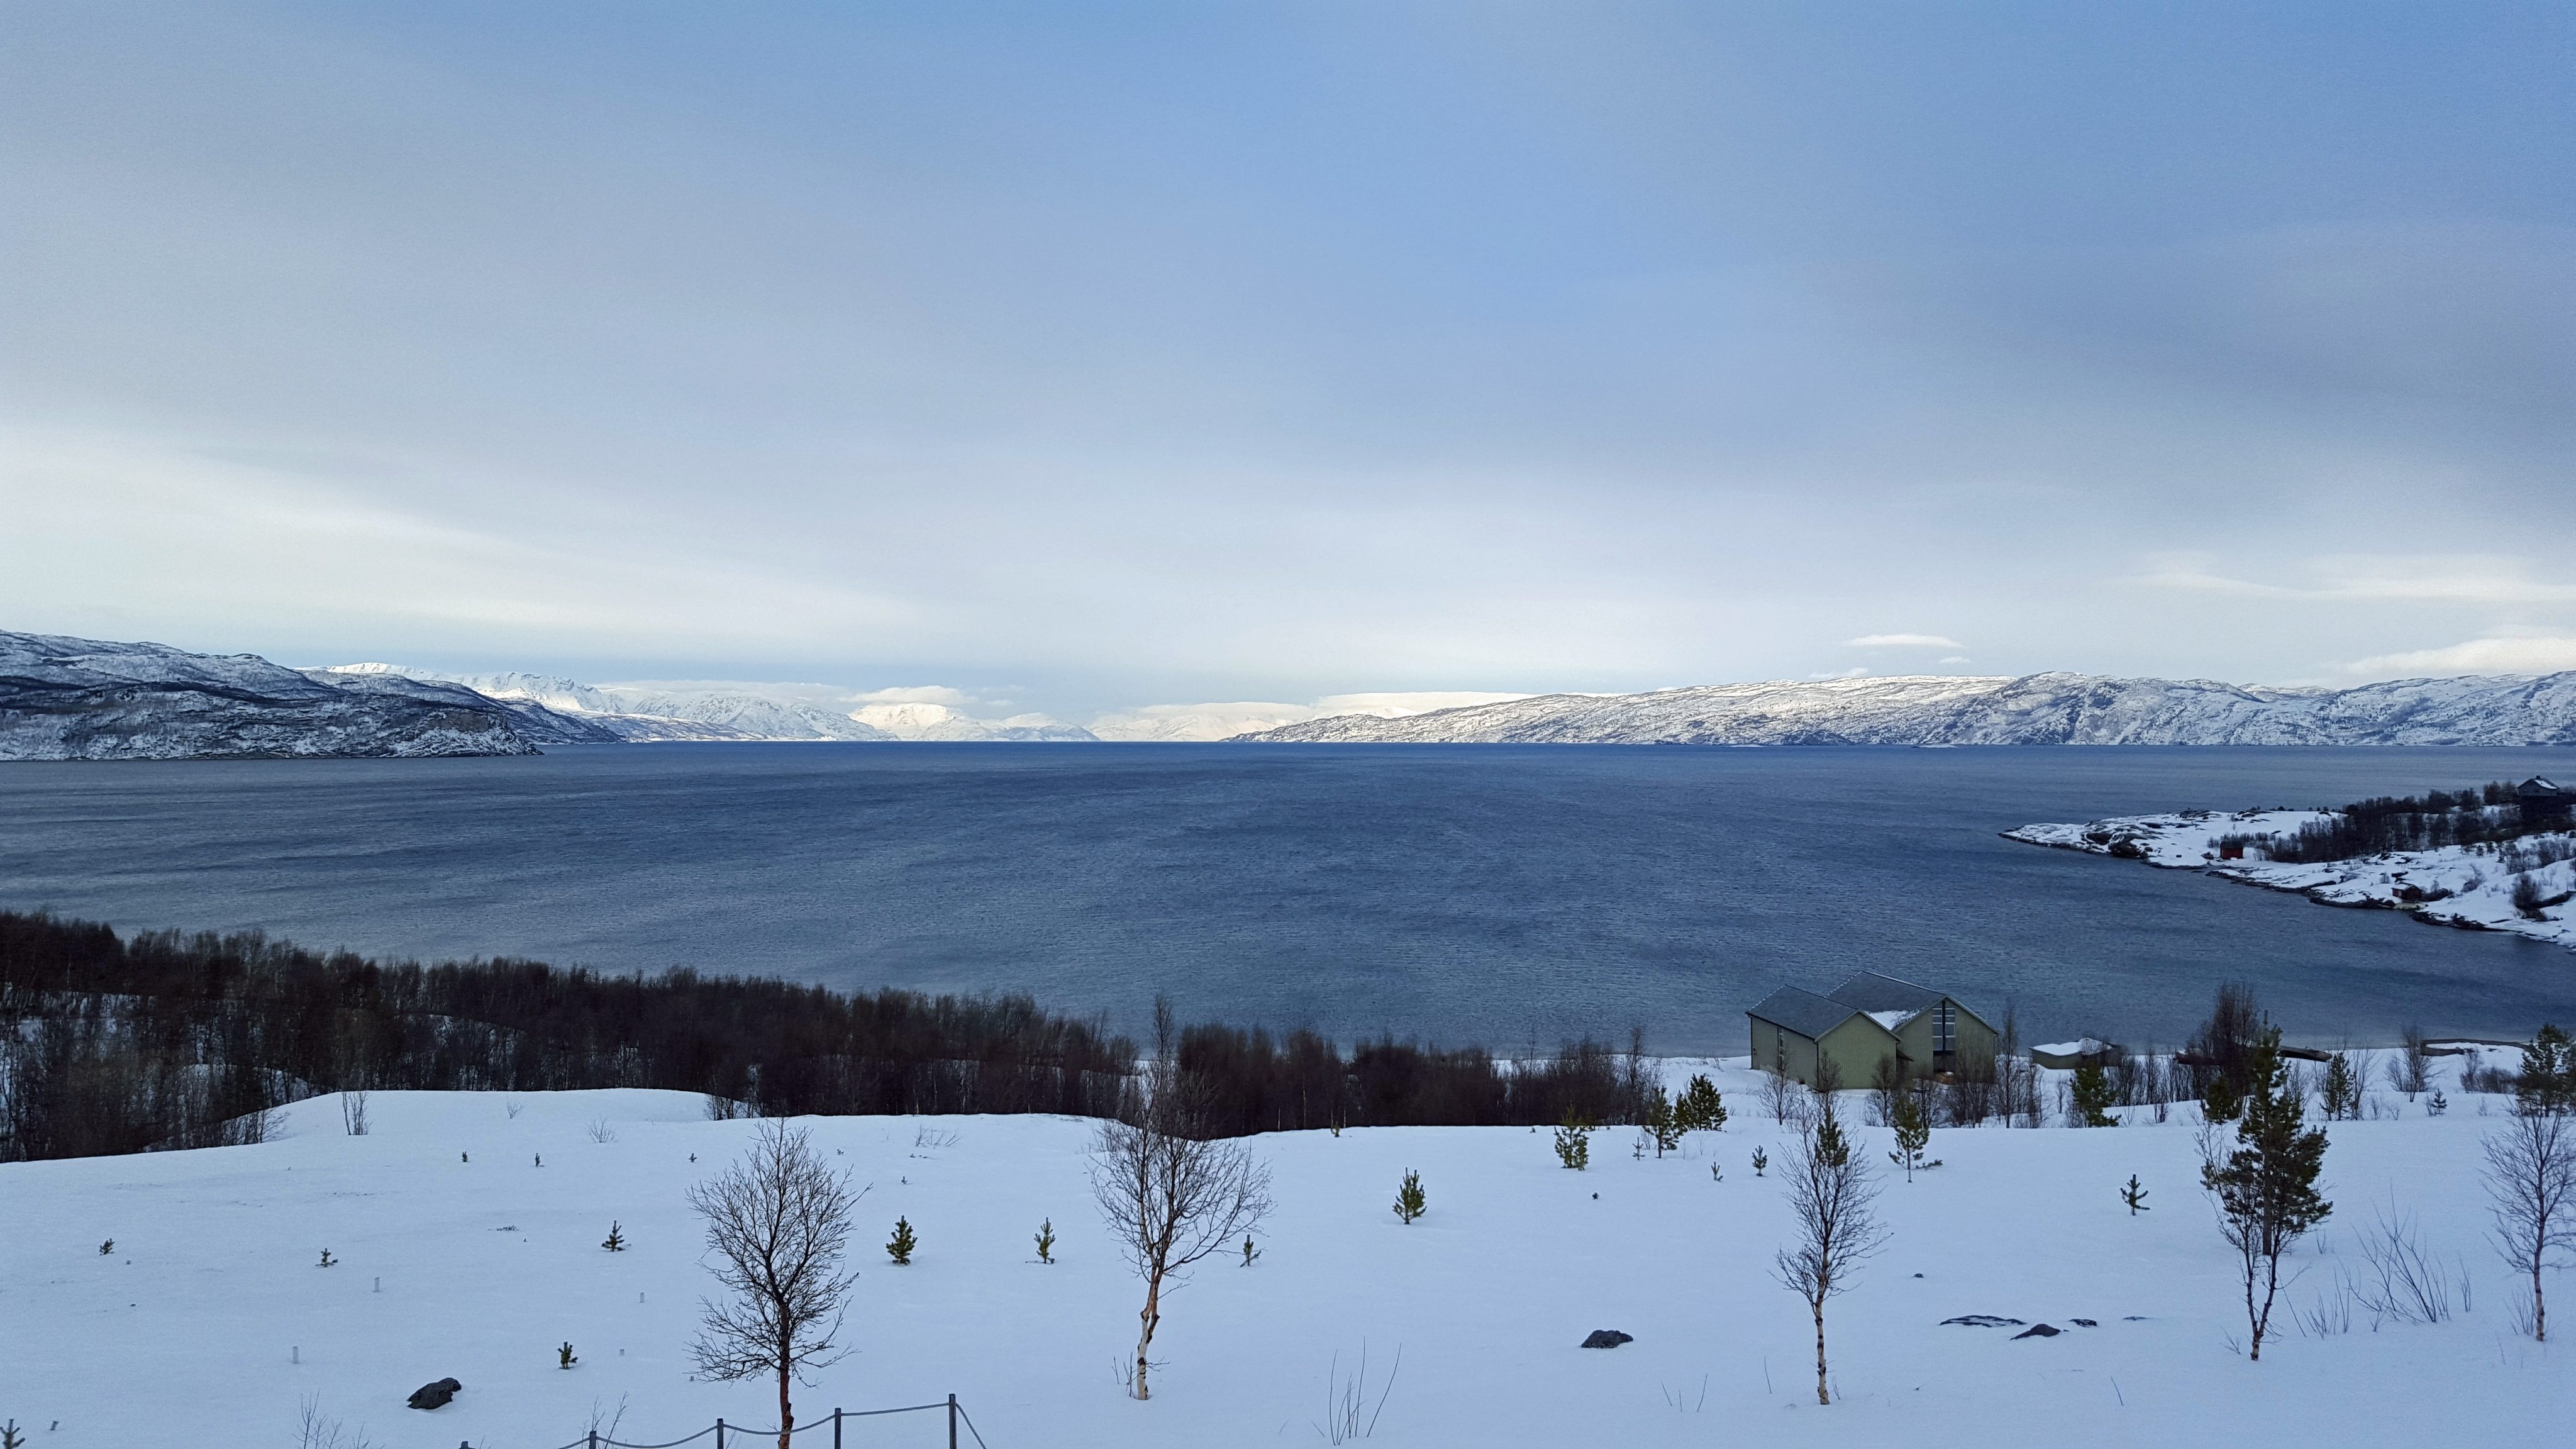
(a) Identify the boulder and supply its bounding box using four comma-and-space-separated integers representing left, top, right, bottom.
1579, 1330, 1634, 1349
1939, 1315, 2024, 1328
408, 1379, 462, 1411
2011, 1324, 2061, 1340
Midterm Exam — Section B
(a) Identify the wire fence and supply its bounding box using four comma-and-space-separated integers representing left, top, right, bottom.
536, 1394, 989, 1449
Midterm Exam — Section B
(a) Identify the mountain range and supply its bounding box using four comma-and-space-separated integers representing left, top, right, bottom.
1242, 671, 2576, 745
14, 628, 2576, 759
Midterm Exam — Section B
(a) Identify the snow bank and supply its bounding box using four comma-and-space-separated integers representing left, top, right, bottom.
0, 1069, 2558, 1449
2005, 810, 2576, 952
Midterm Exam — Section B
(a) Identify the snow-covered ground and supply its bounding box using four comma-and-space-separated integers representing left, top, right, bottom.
2006, 811, 2576, 952
3, 1060, 2562, 1448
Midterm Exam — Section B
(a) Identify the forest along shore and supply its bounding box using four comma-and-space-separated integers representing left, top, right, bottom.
2007, 778, 2576, 953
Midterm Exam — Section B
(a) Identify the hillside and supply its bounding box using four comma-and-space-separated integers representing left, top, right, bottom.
0, 631, 613, 760
0, 1062, 2550, 1449
1241, 671, 2576, 745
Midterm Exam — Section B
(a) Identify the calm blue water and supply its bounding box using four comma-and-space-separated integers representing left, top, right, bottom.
4, 745, 2575, 1053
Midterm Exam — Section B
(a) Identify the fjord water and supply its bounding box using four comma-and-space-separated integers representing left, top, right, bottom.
4, 745, 2575, 1053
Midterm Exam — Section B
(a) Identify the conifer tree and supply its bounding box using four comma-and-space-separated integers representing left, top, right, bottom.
2519, 1024, 2573, 1116
1553, 1113, 1591, 1170
2070, 1062, 2118, 1127
1887, 1093, 1933, 1180
602, 1221, 626, 1252
1641, 1087, 1684, 1157
558, 1341, 579, 1369
2200, 1029, 2331, 1361
2201, 1070, 2242, 1124
1675, 1075, 1726, 1133
1034, 1218, 1055, 1264
1393, 1169, 1426, 1224
2319, 1053, 2359, 1121
2121, 1174, 2150, 1214
1752, 1146, 1767, 1177
885, 1216, 916, 1266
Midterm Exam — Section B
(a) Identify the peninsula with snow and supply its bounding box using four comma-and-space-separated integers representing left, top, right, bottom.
2006, 777, 2576, 952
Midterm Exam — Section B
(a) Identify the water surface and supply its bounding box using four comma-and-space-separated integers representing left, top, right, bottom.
4, 744, 2573, 1052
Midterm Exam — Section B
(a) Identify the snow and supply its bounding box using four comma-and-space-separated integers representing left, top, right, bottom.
1865, 1009, 1921, 1031
3, 1063, 2563, 1448
1243, 670, 2576, 744
2005, 811, 2576, 953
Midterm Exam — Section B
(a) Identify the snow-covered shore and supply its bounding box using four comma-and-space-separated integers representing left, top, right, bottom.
1, 1064, 2560, 1449
2005, 811, 2576, 952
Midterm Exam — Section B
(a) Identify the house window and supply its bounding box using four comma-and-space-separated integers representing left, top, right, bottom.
1934, 1002, 1956, 1056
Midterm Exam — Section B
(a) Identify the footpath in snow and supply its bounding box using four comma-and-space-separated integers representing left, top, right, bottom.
2005, 810, 2576, 952
0, 1058, 2562, 1449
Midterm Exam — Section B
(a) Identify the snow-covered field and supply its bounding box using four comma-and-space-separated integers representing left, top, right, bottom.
2006, 811, 2576, 952
3, 1063, 2563, 1449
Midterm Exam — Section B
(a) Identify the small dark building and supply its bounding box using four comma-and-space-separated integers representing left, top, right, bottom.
2520, 777, 2574, 824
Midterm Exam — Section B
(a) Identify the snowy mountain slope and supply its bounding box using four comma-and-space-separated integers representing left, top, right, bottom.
341, 666, 1099, 742
1241, 671, 2576, 745
0, 1069, 2550, 1449
0, 632, 579, 760
2005, 809, 2576, 952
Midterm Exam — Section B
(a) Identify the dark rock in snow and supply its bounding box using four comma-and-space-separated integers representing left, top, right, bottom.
2011, 1324, 2061, 1340
1939, 1316, 2025, 1328
408, 1379, 462, 1410
1579, 1330, 1634, 1349
2070, 1318, 2098, 1328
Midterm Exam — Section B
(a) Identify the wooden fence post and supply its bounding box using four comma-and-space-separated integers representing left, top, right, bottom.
833, 1407, 842, 1449
714, 1418, 724, 1449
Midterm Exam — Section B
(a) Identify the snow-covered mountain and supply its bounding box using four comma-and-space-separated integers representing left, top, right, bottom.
1240, 671, 2576, 745
0, 631, 612, 760
331, 665, 1098, 742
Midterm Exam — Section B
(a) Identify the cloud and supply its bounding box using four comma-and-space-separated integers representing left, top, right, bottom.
2141, 554, 2576, 604
850, 685, 974, 706
2344, 636, 2576, 679
1090, 690, 1533, 741
1809, 667, 1872, 679
1313, 691, 1530, 716
1845, 633, 1965, 650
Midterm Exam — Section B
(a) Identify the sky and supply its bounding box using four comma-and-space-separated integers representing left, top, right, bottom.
4, 2, 2572, 723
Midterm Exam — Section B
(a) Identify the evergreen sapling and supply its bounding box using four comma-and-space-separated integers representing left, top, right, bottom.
558, 1341, 579, 1369
98, 1240, 113, 1256
2319, 1052, 2360, 1121
316, 1248, 336, 1269
1675, 1074, 1727, 1134
1241, 1234, 1260, 1267
2070, 1062, 2118, 1128
1752, 1146, 1768, 1177
1394, 1169, 1426, 1224
1641, 1087, 1685, 1157
1887, 1092, 1935, 1180
1553, 1114, 1592, 1171
886, 1216, 916, 1266
1035, 1218, 1055, 1264
2199, 1029, 2332, 1361
2121, 1174, 2150, 1214
601, 1221, 626, 1252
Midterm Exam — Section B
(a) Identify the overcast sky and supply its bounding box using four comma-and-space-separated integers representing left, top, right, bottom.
4, 3, 2571, 719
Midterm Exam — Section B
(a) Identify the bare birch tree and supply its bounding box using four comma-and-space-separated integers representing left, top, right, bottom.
687, 1120, 865, 1449
1772, 1099, 1886, 1404
1091, 1001, 1272, 1401
2484, 1108, 2576, 1341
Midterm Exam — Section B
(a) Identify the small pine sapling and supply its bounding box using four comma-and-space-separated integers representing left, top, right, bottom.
558, 1341, 579, 1369
1240, 1234, 1260, 1267
1394, 1169, 1426, 1224
1035, 1218, 1056, 1264
2201, 1029, 2332, 1361
2070, 1062, 2118, 1128
1642, 1087, 1685, 1157
1752, 1146, 1768, 1177
2201, 1070, 2243, 1124
3, 1419, 19, 1449
316, 1248, 336, 1269
602, 1221, 626, 1252
2122, 1174, 2150, 1214
99, 1239, 114, 1256
1887, 1092, 1935, 1180
2426, 1089, 2448, 1117
2319, 1052, 2359, 1121
885, 1216, 916, 1266
1675, 1075, 1727, 1134
1553, 1113, 1592, 1171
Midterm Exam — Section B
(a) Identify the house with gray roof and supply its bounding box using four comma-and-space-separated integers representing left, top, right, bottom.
1746, 972, 1997, 1090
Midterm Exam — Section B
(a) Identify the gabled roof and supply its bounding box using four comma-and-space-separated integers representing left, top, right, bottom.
1747, 985, 1893, 1042
2521, 776, 2570, 798
1824, 971, 1945, 1016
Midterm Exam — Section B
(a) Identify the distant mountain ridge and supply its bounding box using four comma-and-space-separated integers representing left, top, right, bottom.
1238, 672, 2576, 745
332, 665, 1099, 742
0, 630, 613, 759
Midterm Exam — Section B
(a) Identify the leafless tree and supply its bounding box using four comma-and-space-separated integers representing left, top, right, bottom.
1091, 1000, 1273, 1401
2389, 1025, 2434, 1101
687, 1120, 865, 1448
339, 1090, 368, 1136
1772, 1100, 1886, 1404
1760, 1045, 1800, 1124
2483, 1109, 2576, 1341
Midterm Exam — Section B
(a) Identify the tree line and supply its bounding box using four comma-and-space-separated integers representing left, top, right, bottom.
2217, 780, 2553, 865
0, 910, 1648, 1163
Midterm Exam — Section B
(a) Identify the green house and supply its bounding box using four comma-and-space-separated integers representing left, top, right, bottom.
1746, 972, 1997, 1089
